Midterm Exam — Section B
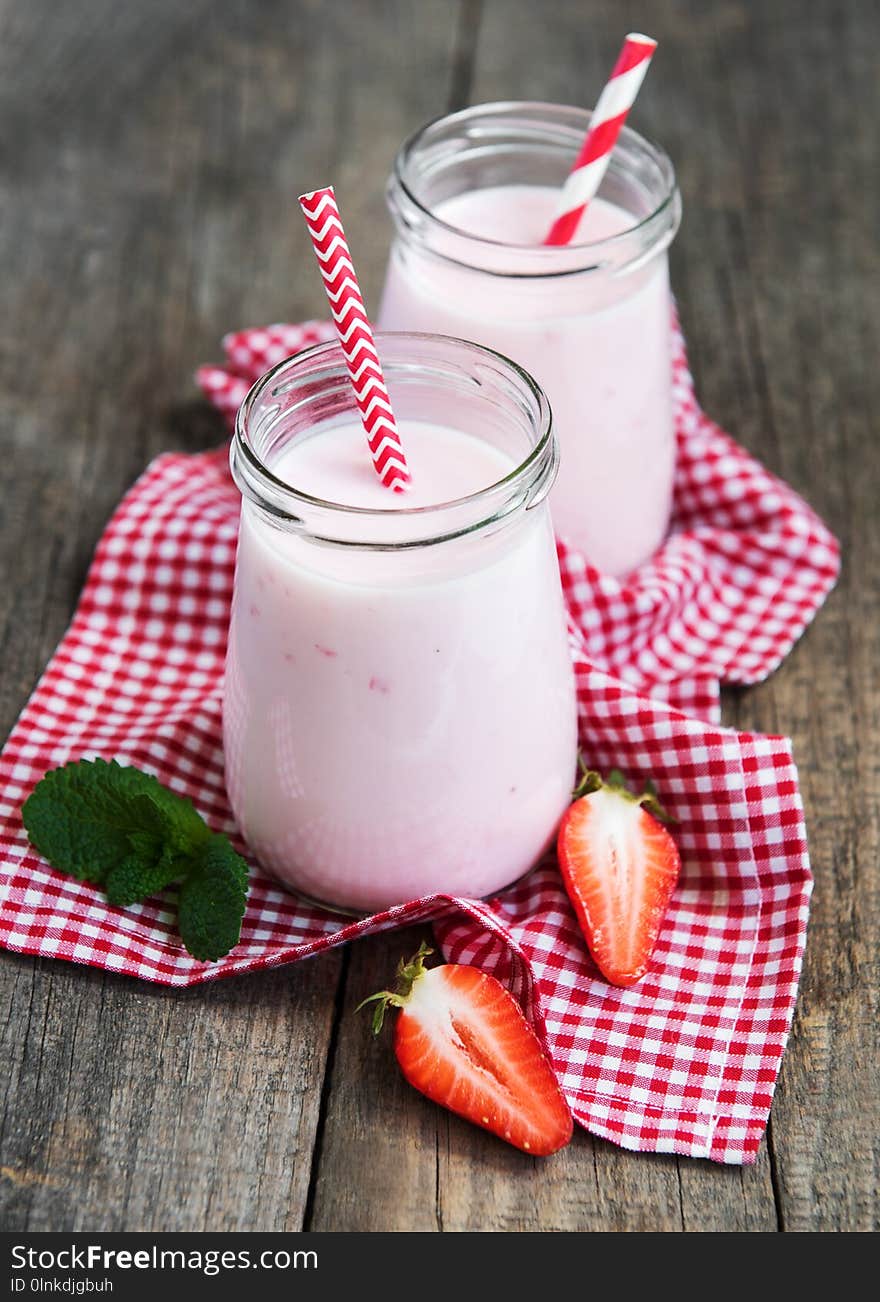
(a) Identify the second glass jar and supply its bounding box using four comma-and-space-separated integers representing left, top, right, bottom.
378, 101, 682, 578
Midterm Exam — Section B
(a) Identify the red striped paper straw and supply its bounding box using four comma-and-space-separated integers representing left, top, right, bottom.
298, 186, 411, 492
544, 33, 657, 246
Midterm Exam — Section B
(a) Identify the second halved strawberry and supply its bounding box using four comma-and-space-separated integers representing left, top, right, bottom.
360, 944, 572, 1156
557, 769, 682, 988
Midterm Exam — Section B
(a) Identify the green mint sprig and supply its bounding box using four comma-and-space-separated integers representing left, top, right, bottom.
22, 758, 248, 962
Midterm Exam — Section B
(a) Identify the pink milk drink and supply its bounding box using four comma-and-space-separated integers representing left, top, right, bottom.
378, 103, 682, 577
225, 333, 578, 913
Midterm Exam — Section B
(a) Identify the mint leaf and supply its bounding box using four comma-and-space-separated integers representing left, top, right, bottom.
24, 760, 156, 882
105, 840, 188, 907
22, 759, 210, 884
22, 758, 248, 963
178, 835, 249, 962
135, 783, 211, 856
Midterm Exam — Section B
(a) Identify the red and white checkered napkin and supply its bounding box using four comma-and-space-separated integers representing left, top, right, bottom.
0, 319, 838, 1165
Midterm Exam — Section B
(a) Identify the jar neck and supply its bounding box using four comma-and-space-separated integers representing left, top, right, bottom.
230, 332, 557, 550
387, 100, 681, 279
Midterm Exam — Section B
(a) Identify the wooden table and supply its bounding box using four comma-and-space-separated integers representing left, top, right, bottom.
1, 0, 876, 1233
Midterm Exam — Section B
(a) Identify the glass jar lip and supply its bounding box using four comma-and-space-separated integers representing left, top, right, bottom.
232, 331, 556, 546
390, 99, 680, 272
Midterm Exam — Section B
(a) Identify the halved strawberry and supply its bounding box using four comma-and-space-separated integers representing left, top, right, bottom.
557, 769, 681, 988
360, 944, 572, 1156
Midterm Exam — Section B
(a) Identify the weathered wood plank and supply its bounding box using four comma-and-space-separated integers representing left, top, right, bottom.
463, 0, 785, 1232
0, 950, 340, 1231
470, 0, 876, 1232
708, 5, 879, 1235
306, 929, 444, 1232
0, 0, 462, 1232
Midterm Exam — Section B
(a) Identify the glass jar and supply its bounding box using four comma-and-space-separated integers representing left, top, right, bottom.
378, 102, 682, 578
225, 332, 578, 914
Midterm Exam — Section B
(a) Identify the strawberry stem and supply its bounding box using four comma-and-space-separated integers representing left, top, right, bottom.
356, 941, 434, 1034
572, 764, 604, 800
571, 763, 677, 824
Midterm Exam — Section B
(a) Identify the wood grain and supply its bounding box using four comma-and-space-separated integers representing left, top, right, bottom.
0, 951, 340, 1231
0, 0, 876, 1232
0, 0, 459, 1233
707, 6, 879, 1234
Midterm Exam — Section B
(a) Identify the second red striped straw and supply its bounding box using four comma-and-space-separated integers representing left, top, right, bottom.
544, 33, 657, 247
299, 186, 411, 492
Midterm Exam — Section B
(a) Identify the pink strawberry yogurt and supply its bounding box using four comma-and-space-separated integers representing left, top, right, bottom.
379, 105, 682, 577
225, 336, 578, 914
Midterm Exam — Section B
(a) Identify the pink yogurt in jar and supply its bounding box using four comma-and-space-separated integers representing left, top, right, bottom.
225, 333, 578, 914
378, 103, 682, 577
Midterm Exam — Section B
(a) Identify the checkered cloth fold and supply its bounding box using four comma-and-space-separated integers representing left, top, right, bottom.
0, 318, 838, 1164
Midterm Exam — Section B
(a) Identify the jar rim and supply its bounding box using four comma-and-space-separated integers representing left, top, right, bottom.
389, 99, 680, 276
231, 332, 557, 549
